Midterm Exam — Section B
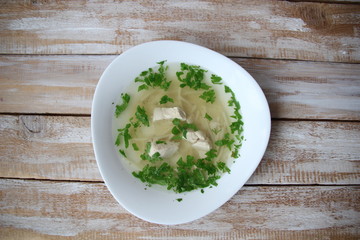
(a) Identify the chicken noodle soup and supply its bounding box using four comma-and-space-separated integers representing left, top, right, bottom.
112, 61, 244, 193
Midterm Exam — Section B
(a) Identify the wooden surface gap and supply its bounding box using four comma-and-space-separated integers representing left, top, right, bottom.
0, 176, 104, 184
4, 53, 360, 65
3, 113, 360, 123
1, 176, 360, 187
1, 177, 360, 187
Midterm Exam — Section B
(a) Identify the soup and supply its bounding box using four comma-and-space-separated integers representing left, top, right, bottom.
112, 61, 243, 193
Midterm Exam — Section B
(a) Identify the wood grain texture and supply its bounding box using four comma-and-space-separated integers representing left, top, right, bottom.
0, 179, 359, 239
1, 55, 359, 120
289, 0, 360, 3
1, 115, 359, 184
0, 0, 359, 62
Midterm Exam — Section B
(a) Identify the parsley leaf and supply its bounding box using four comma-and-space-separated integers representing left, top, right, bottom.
159, 95, 174, 104
115, 93, 130, 117
135, 106, 150, 127
215, 133, 235, 150
132, 143, 139, 151
199, 89, 216, 103
123, 124, 132, 148
211, 74, 222, 85
116, 123, 132, 149
119, 149, 127, 158
204, 113, 213, 121
115, 133, 122, 146
211, 128, 221, 135
217, 162, 230, 173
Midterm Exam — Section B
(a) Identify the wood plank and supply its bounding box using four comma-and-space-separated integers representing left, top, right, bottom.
236, 58, 360, 120
1, 115, 359, 184
0, 1, 359, 62
289, 0, 360, 3
0, 179, 359, 239
1, 56, 359, 120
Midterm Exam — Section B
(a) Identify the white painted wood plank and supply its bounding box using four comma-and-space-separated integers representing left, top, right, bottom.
0, 0, 359, 62
0, 179, 359, 239
1, 55, 359, 120
1, 115, 359, 184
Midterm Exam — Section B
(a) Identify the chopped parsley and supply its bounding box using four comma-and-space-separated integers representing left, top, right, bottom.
215, 133, 235, 150
135, 61, 171, 91
217, 161, 230, 173
159, 95, 174, 104
204, 113, 213, 121
119, 149, 127, 158
211, 74, 223, 85
224, 85, 244, 157
176, 63, 220, 104
115, 93, 130, 117
176, 63, 210, 90
155, 140, 166, 144
211, 128, 221, 135
115, 123, 132, 148
135, 106, 150, 127
199, 89, 216, 103
176, 198, 183, 202
132, 143, 139, 151
133, 149, 228, 193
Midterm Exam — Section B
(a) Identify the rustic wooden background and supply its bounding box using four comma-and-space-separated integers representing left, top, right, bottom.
0, 0, 359, 239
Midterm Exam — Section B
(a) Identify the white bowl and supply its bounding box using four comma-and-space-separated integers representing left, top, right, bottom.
91, 40, 271, 225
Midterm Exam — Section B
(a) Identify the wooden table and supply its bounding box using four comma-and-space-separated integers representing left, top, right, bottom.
1, 1, 359, 239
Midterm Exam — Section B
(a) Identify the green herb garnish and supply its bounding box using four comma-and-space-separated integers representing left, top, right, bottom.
217, 161, 230, 173
176, 198, 183, 202
211, 128, 221, 135
132, 149, 226, 193
155, 140, 166, 144
159, 95, 174, 104
135, 106, 150, 127
132, 162, 175, 188
115, 133, 122, 146
223, 85, 244, 157
204, 113, 213, 121
176, 63, 218, 103
135, 61, 171, 91
215, 133, 235, 150
119, 149, 127, 158
115, 123, 132, 148
211, 74, 223, 85
132, 143, 139, 151
115, 93, 130, 117
176, 63, 210, 90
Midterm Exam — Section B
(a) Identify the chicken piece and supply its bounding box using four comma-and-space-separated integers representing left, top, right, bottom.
185, 130, 206, 144
193, 140, 211, 151
185, 130, 211, 153
149, 141, 179, 158
153, 107, 186, 121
